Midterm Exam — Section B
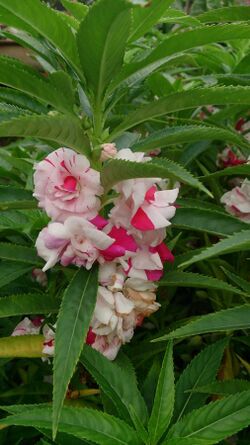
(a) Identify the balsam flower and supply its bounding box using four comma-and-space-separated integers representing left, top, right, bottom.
34, 147, 102, 222
221, 179, 250, 222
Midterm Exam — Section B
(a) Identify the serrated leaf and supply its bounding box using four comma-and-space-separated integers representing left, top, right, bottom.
0, 56, 74, 113
0, 243, 42, 266
148, 341, 174, 444
0, 87, 47, 114
53, 267, 98, 439
0, 210, 29, 232
221, 267, 250, 294
200, 164, 250, 181
153, 305, 250, 342
77, 0, 131, 101
165, 391, 250, 445
0, 293, 59, 318
0, 335, 44, 358
110, 87, 250, 139
159, 271, 247, 298
198, 6, 250, 23
101, 158, 210, 196
0, 0, 81, 73
61, 0, 88, 21
173, 339, 227, 423
0, 406, 141, 445
0, 262, 33, 289
179, 230, 250, 268
132, 125, 250, 153
128, 0, 174, 43
190, 379, 250, 396
0, 114, 90, 157
171, 207, 248, 236
80, 345, 148, 426
110, 23, 250, 92
0, 186, 36, 210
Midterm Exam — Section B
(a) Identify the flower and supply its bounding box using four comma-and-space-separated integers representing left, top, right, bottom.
12, 317, 42, 336
220, 179, 250, 222
35, 216, 115, 271
34, 147, 102, 222
217, 148, 246, 168
100, 143, 117, 161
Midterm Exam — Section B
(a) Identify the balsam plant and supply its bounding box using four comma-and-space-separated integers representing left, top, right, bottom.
0, 0, 250, 444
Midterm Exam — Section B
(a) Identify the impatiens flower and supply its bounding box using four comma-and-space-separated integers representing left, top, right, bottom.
100, 143, 117, 161
217, 148, 246, 168
100, 225, 138, 261
220, 179, 250, 222
92, 334, 122, 361
12, 317, 42, 336
42, 324, 55, 356
35, 216, 115, 271
34, 147, 102, 222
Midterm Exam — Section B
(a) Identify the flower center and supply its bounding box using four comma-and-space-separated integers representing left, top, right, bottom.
63, 176, 78, 192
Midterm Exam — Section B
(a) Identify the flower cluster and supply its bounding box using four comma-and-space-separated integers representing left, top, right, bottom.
14, 146, 179, 360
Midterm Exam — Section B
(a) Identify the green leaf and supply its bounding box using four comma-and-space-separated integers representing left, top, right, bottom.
110, 23, 250, 92
171, 207, 248, 237
101, 158, 210, 196
0, 186, 36, 210
179, 230, 250, 269
148, 341, 174, 444
0, 262, 33, 289
198, 6, 250, 23
53, 267, 98, 439
0, 406, 141, 445
0, 210, 29, 232
0, 243, 42, 266
48, 71, 75, 111
0, 87, 47, 114
110, 86, 250, 139
160, 9, 200, 27
132, 125, 250, 153
173, 339, 227, 423
0, 56, 74, 114
0, 0, 81, 73
165, 391, 250, 445
0, 114, 90, 157
80, 345, 148, 426
221, 267, 250, 294
159, 271, 247, 298
61, 0, 88, 21
153, 305, 250, 342
77, 0, 131, 101
0, 293, 59, 318
0, 335, 44, 358
190, 380, 250, 396
200, 164, 250, 181
128, 0, 174, 43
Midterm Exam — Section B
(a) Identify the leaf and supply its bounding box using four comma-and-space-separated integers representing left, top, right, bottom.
132, 125, 250, 153
190, 380, 250, 396
165, 391, 250, 445
153, 305, 250, 342
0, 293, 59, 318
128, 0, 174, 43
198, 6, 250, 23
110, 23, 250, 92
173, 339, 227, 423
0, 210, 29, 232
0, 243, 42, 266
0, 186, 36, 210
171, 207, 248, 237
101, 157, 210, 196
148, 341, 174, 444
80, 345, 148, 426
221, 267, 250, 294
53, 267, 98, 439
61, 0, 88, 21
48, 71, 75, 111
179, 230, 250, 269
0, 262, 33, 289
159, 271, 247, 298
200, 164, 250, 181
0, 0, 80, 73
0, 335, 44, 358
110, 86, 250, 139
0, 56, 74, 114
77, 0, 131, 101
0, 87, 47, 114
0, 114, 90, 157
0, 406, 141, 445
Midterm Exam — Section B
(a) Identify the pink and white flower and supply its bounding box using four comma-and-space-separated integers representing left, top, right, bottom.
217, 148, 246, 168
221, 179, 250, 222
100, 143, 117, 161
12, 317, 42, 336
35, 216, 115, 271
34, 147, 102, 222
